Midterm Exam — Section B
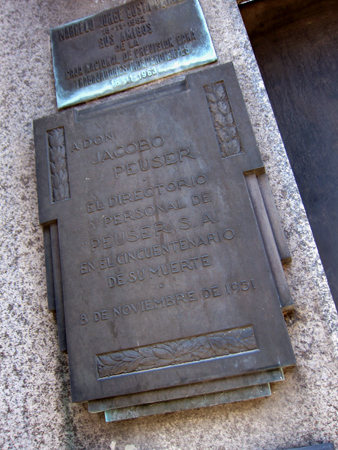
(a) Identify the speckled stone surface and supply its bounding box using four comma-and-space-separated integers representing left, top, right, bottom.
1, 1, 338, 449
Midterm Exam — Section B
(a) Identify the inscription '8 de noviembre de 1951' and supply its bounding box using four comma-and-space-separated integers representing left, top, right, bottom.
34, 63, 295, 419
50, 0, 217, 109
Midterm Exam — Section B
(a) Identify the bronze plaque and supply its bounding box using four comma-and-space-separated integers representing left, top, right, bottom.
50, 0, 217, 109
34, 63, 295, 408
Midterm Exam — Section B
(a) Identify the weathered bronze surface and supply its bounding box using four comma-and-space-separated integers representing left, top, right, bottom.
50, 0, 217, 109
34, 63, 295, 411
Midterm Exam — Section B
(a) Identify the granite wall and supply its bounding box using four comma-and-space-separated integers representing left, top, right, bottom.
1, 0, 338, 449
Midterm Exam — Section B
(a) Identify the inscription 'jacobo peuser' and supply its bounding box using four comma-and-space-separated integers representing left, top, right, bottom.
93, 147, 196, 179
73, 134, 198, 178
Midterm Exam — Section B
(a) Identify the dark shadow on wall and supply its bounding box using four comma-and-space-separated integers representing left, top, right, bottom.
239, 0, 338, 310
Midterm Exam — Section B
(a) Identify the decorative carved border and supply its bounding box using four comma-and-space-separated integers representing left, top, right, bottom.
204, 80, 242, 158
97, 326, 257, 379
47, 127, 70, 202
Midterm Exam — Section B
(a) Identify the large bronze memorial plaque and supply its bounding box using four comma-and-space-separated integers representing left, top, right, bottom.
50, 0, 217, 109
34, 63, 295, 420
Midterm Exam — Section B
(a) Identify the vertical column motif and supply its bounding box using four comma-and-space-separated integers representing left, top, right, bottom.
204, 81, 242, 157
47, 127, 70, 202
50, 222, 67, 352
245, 173, 294, 311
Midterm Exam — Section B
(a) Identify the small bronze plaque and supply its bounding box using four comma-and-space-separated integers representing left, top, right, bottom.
34, 63, 295, 408
50, 0, 217, 109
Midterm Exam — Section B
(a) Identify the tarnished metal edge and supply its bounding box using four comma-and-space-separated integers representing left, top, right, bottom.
88, 368, 284, 413
104, 383, 271, 422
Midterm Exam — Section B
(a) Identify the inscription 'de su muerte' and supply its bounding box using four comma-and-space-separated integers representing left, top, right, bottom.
50, 0, 217, 108
34, 63, 295, 421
